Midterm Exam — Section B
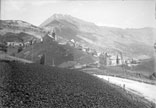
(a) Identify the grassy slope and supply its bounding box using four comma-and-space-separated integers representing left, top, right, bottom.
0, 20, 46, 39
83, 65, 156, 85
0, 61, 148, 108
133, 58, 155, 75
0, 32, 36, 43
17, 36, 95, 67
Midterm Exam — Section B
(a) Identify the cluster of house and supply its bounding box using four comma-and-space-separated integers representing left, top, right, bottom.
99, 52, 140, 67
99, 53, 122, 66
59, 38, 140, 67
6, 38, 43, 48
6, 41, 23, 47
125, 58, 141, 66
66, 39, 98, 56
46, 29, 142, 68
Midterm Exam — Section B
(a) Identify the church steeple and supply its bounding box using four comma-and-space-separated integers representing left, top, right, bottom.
47, 28, 57, 41
52, 29, 56, 40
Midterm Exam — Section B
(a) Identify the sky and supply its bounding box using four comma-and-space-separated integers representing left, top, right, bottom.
1, 0, 156, 29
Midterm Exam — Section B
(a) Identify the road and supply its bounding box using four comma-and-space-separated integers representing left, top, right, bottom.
95, 74, 156, 104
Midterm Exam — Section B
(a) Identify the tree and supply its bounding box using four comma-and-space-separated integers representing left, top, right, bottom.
154, 42, 156, 50
18, 46, 23, 53
40, 54, 45, 65
52, 32, 56, 39
116, 55, 119, 65
29, 40, 33, 45
151, 103, 155, 108
0, 42, 7, 53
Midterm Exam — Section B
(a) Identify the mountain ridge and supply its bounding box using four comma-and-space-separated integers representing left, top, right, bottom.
1, 15, 155, 60
40, 13, 96, 27
40, 14, 156, 59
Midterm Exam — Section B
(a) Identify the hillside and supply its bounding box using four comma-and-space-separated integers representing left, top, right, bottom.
0, 20, 46, 40
0, 32, 37, 43
133, 57, 155, 75
16, 35, 96, 67
40, 14, 156, 59
0, 61, 148, 108
0, 20, 96, 68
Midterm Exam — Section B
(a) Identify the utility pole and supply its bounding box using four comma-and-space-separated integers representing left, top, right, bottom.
40, 54, 45, 65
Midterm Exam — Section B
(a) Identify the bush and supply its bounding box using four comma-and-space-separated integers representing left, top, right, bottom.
149, 73, 156, 80
18, 47, 23, 53
151, 102, 156, 108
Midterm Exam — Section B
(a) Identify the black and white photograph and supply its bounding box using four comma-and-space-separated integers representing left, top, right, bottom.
0, 0, 156, 107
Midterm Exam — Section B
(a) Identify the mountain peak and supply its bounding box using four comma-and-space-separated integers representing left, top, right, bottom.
40, 13, 96, 27
51, 13, 72, 19
40, 13, 76, 27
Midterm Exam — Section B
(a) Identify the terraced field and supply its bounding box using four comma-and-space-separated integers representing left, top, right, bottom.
0, 61, 148, 108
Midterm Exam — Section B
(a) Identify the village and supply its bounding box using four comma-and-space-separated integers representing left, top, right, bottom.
0, 29, 141, 68
48, 29, 141, 68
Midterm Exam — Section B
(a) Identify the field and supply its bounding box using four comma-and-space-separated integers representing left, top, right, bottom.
0, 60, 149, 108
84, 56, 156, 85
83, 65, 156, 85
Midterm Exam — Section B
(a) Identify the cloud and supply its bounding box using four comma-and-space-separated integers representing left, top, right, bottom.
2, 0, 19, 10
1, 0, 155, 28
31, 0, 60, 6
2, 0, 29, 11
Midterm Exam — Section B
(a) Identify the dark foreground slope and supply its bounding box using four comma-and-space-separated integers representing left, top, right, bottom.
0, 61, 147, 108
